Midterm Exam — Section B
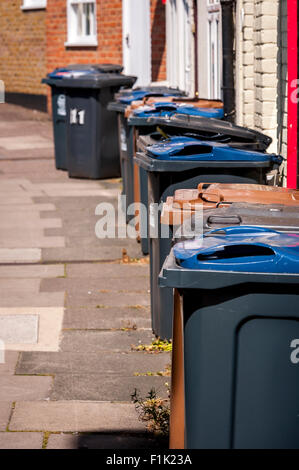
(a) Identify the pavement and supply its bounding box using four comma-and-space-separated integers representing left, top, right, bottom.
0, 103, 170, 449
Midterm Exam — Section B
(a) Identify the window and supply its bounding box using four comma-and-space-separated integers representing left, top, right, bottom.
21, 0, 47, 10
66, 0, 97, 47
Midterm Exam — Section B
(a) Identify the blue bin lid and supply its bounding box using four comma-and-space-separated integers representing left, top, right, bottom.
116, 87, 185, 104
132, 102, 224, 119
174, 226, 299, 273
146, 136, 283, 163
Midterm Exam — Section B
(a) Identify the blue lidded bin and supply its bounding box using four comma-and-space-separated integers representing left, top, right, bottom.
107, 87, 186, 227
135, 136, 283, 340
160, 227, 299, 449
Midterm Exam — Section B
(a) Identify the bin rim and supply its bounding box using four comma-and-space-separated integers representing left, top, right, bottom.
134, 151, 273, 172
42, 74, 137, 89
159, 249, 299, 290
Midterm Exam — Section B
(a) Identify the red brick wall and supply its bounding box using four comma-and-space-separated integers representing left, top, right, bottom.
151, 0, 166, 82
46, 0, 122, 73
0, 0, 46, 96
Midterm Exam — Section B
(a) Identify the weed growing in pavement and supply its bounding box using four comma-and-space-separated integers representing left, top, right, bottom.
131, 338, 172, 353
131, 388, 170, 436
134, 364, 171, 377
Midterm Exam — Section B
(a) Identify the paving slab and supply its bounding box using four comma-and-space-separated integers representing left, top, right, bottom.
0, 352, 19, 375
0, 403, 12, 431
41, 277, 150, 294
42, 244, 142, 263
63, 306, 151, 330
0, 291, 65, 308
0, 248, 41, 263
0, 376, 52, 401
0, 308, 64, 352
50, 374, 170, 401
0, 432, 43, 449
46, 432, 168, 449
0, 265, 64, 279
66, 290, 150, 308
10, 402, 147, 432
66, 262, 149, 278
60, 330, 155, 353
0, 315, 39, 344
16, 351, 171, 376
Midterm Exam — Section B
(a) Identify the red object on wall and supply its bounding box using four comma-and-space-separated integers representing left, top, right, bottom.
287, 0, 298, 188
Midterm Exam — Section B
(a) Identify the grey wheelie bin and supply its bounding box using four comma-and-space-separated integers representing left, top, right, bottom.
44, 64, 136, 179
43, 63, 125, 171
134, 113, 273, 256
135, 136, 283, 340
107, 87, 185, 224
160, 227, 299, 449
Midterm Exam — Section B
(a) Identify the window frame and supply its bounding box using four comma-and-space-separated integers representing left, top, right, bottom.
65, 0, 98, 47
21, 0, 47, 10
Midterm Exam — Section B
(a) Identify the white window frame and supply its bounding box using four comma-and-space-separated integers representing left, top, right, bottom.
65, 0, 97, 47
166, 0, 194, 95
197, 0, 222, 100
21, 0, 47, 10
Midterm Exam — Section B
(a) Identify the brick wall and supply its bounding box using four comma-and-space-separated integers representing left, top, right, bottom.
46, 0, 123, 74
236, 0, 288, 177
0, 0, 47, 97
151, 0, 166, 82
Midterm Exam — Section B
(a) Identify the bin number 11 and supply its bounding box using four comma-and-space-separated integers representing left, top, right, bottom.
70, 108, 85, 125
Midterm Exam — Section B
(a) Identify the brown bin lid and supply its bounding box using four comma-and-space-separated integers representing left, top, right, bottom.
161, 183, 299, 226
124, 97, 223, 118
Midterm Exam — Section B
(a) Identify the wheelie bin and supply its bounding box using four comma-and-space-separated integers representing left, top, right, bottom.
135, 137, 283, 340
44, 64, 136, 179
107, 87, 186, 221
133, 114, 274, 255
160, 227, 299, 449
43, 63, 125, 171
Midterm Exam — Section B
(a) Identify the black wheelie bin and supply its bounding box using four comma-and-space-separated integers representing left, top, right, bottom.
160, 227, 299, 449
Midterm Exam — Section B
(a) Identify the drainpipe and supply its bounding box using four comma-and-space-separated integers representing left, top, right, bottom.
220, 0, 235, 122
287, 0, 298, 188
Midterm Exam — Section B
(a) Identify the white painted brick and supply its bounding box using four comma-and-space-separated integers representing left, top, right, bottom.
254, 73, 278, 87
243, 115, 254, 128
243, 2, 254, 15
255, 16, 277, 31
255, 100, 278, 115
243, 28, 253, 41
255, 87, 277, 102
243, 65, 254, 78
244, 77, 254, 90
255, 59, 277, 73
255, 2, 279, 17
243, 89, 254, 103
243, 41, 254, 53
243, 102, 254, 114
254, 114, 278, 130
243, 15, 254, 28
255, 44, 278, 60
243, 52, 254, 65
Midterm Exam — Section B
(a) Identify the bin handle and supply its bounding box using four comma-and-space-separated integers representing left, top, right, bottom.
206, 225, 280, 236
206, 215, 242, 227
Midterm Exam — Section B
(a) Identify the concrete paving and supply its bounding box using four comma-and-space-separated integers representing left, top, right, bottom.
0, 103, 170, 449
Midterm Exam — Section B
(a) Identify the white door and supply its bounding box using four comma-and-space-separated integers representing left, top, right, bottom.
122, 0, 151, 87
198, 0, 222, 99
166, 0, 193, 95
